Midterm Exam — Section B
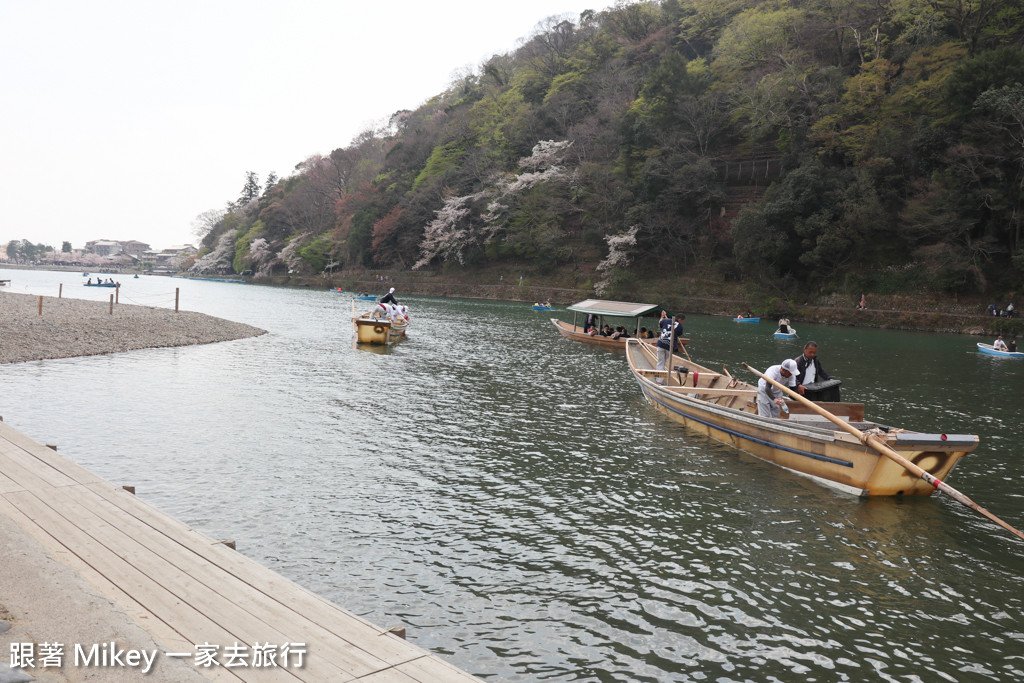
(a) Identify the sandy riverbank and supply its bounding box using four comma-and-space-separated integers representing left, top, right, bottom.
0, 292, 266, 364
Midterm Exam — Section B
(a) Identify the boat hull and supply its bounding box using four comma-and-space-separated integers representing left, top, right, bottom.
734, 317, 760, 323
625, 340, 976, 496
977, 343, 1022, 357
774, 331, 797, 338
353, 314, 408, 345
550, 319, 674, 350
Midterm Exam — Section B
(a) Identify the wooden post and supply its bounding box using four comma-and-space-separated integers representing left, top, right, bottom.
115, 283, 119, 304
109, 294, 114, 314
122, 485, 135, 494
59, 283, 63, 298
175, 287, 179, 313
38, 295, 43, 316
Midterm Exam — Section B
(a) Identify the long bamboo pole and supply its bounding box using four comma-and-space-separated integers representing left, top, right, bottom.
744, 362, 1024, 542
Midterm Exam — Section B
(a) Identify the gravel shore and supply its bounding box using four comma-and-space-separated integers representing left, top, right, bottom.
0, 292, 266, 364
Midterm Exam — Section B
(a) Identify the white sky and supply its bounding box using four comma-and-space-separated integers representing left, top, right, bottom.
0, 0, 609, 251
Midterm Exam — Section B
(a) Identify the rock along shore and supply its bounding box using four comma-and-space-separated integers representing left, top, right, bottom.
0, 292, 266, 364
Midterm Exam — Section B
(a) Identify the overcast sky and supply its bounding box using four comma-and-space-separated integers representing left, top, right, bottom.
1, 0, 609, 251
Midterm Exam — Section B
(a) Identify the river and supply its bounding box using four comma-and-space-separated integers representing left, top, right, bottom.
1, 268, 1022, 682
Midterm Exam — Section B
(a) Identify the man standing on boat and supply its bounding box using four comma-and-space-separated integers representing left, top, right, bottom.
656, 313, 685, 373
793, 342, 832, 395
380, 287, 399, 305
757, 359, 798, 417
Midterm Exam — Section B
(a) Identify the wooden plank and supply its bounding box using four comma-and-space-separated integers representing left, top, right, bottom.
83, 482, 430, 668
3, 489, 303, 682
0, 494, 244, 683
64, 483, 392, 678
0, 466, 24, 494
0, 437, 79, 489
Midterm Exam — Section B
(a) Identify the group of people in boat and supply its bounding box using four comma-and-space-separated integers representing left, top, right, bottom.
756, 341, 834, 418
993, 335, 1018, 352
86, 277, 117, 285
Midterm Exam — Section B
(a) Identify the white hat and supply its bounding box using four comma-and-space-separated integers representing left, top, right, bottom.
781, 359, 798, 375
389, 287, 395, 293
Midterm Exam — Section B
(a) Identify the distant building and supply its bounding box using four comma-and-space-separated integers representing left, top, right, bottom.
142, 244, 198, 273
84, 239, 151, 256
85, 239, 122, 256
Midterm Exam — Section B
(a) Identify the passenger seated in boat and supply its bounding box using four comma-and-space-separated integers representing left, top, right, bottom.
86, 278, 92, 284
993, 336, 1008, 351
757, 359, 798, 417
777, 318, 790, 334
611, 326, 627, 339
601, 325, 613, 336
584, 313, 597, 333
639, 327, 651, 339
1010, 339, 1018, 352
587, 326, 599, 336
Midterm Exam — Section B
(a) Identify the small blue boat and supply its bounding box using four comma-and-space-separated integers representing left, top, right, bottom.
84, 282, 117, 288
774, 331, 797, 338
354, 295, 377, 301
533, 304, 552, 311
734, 316, 760, 323
977, 343, 1022, 357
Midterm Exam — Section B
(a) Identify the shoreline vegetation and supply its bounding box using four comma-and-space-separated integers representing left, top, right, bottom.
0, 291, 266, 364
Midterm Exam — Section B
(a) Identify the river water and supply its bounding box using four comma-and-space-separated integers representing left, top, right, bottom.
2, 268, 1022, 682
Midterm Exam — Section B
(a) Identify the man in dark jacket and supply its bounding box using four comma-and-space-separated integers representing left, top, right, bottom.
380, 287, 399, 305
794, 341, 830, 395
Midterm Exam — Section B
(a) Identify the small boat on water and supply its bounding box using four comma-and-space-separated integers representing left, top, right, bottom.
330, 287, 345, 293
533, 303, 553, 311
977, 343, 1023, 358
550, 299, 678, 350
354, 295, 377, 301
84, 282, 118, 288
352, 303, 409, 345
734, 316, 760, 323
624, 339, 978, 496
773, 318, 797, 338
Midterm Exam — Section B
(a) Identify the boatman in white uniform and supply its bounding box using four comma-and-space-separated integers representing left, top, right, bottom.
757, 358, 798, 418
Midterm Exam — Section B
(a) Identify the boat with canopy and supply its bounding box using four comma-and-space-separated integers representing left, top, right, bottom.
550, 299, 682, 350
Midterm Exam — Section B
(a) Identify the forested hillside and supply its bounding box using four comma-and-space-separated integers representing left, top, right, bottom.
191, 0, 1024, 299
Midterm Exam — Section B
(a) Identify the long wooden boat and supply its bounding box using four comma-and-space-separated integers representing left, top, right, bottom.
625, 339, 978, 496
84, 282, 118, 288
734, 316, 760, 323
550, 299, 685, 350
353, 312, 408, 345
977, 342, 1023, 358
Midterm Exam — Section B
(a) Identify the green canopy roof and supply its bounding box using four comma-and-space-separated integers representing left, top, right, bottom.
566, 299, 662, 318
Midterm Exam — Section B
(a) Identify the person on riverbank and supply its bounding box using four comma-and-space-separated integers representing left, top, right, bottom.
858, 293, 866, 310
380, 287, 399, 306
656, 313, 685, 373
794, 342, 832, 395
757, 359, 798, 417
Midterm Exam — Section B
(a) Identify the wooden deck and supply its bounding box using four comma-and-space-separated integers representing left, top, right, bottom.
0, 419, 482, 681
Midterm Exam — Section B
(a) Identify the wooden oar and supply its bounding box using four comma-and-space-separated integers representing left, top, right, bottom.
744, 362, 1024, 542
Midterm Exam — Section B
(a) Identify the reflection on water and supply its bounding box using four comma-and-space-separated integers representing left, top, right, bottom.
2, 268, 1023, 681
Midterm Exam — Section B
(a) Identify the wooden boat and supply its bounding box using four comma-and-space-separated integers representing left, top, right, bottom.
977, 342, 1023, 357
550, 299, 683, 350
353, 311, 408, 345
625, 339, 978, 496
734, 316, 760, 323
84, 282, 118, 288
